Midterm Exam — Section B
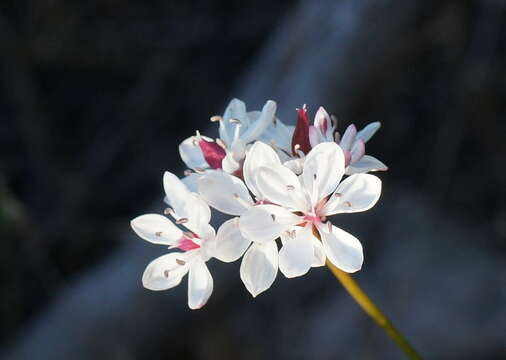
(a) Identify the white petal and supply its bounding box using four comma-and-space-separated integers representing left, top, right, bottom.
239, 204, 300, 244
142, 252, 190, 291
180, 173, 201, 193
221, 152, 241, 173
258, 119, 294, 153
213, 218, 251, 262
278, 227, 314, 278
283, 157, 305, 175
187, 258, 213, 309
243, 141, 281, 199
240, 100, 276, 143
220, 98, 247, 145
311, 235, 326, 267
240, 241, 278, 297
198, 171, 253, 216
356, 122, 381, 143
314, 106, 334, 141
346, 155, 388, 174
163, 171, 191, 215
302, 142, 345, 204
131, 214, 182, 245
323, 174, 381, 215
256, 164, 309, 211
178, 136, 209, 170
320, 224, 363, 273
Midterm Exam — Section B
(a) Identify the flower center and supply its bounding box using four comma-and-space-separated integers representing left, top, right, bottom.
177, 232, 201, 251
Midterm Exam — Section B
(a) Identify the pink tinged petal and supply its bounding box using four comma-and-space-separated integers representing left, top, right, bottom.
240, 100, 277, 143
356, 122, 381, 143
319, 224, 363, 273
239, 205, 300, 244
177, 238, 200, 251
213, 218, 251, 263
302, 142, 345, 204
243, 141, 281, 199
142, 252, 190, 291
198, 138, 226, 169
179, 193, 212, 234
350, 139, 365, 163
198, 171, 253, 216
291, 107, 312, 155
314, 106, 331, 136
308, 125, 321, 148
339, 124, 357, 151
131, 214, 183, 245
278, 227, 314, 278
323, 174, 381, 216
240, 241, 278, 297
256, 164, 310, 211
220, 98, 247, 144
187, 258, 213, 309
346, 155, 388, 175
343, 150, 352, 167
178, 136, 209, 170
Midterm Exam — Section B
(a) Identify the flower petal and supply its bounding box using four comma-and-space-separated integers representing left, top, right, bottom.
131, 214, 182, 245
320, 224, 363, 273
314, 106, 334, 141
240, 100, 277, 143
278, 227, 314, 278
220, 98, 247, 145
256, 164, 309, 211
239, 204, 300, 244
323, 174, 381, 215
311, 235, 326, 267
213, 218, 251, 262
302, 142, 345, 204
180, 172, 201, 193
240, 241, 278, 297
243, 141, 281, 199
163, 171, 191, 214
339, 124, 357, 151
346, 155, 388, 174
356, 122, 381, 143
179, 136, 209, 170
142, 252, 190, 291
198, 138, 226, 169
198, 171, 253, 215
188, 258, 213, 309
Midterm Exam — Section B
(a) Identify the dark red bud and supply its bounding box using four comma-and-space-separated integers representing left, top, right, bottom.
291, 107, 312, 156
198, 139, 226, 169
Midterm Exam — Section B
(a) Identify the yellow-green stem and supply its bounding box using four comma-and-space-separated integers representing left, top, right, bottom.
326, 261, 423, 360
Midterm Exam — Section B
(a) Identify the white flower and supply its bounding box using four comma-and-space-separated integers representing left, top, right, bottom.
178, 99, 277, 191
240, 142, 382, 284
131, 171, 249, 309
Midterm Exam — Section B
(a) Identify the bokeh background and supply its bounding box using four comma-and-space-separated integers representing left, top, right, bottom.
1, 1, 505, 359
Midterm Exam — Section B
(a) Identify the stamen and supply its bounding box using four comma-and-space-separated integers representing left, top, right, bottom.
344, 201, 352, 207
294, 144, 301, 151
229, 118, 241, 124
164, 270, 170, 278
176, 259, 186, 266
216, 138, 227, 150
194, 167, 206, 174
210, 115, 222, 122
155, 231, 162, 237
183, 169, 193, 177
271, 214, 276, 221
313, 173, 317, 180
164, 207, 174, 215
286, 185, 295, 190
334, 193, 342, 197
176, 218, 188, 224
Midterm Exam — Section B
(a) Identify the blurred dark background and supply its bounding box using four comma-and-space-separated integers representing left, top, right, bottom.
0, 1, 505, 359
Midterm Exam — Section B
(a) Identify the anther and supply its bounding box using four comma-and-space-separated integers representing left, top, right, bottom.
286, 185, 295, 190
210, 115, 222, 122
164, 270, 170, 278
229, 118, 241, 124
155, 231, 162, 237
176, 218, 188, 224
344, 201, 352, 207
194, 167, 206, 173
164, 207, 174, 215
183, 231, 194, 238
176, 259, 186, 266
334, 193, 342, 197
184, 169, 193, 177
271, 214, 276, 221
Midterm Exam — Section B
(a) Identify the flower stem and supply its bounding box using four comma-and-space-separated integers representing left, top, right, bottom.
326, 261, 423, 360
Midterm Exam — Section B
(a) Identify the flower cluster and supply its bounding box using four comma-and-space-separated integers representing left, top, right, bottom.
131, 99, 387, 309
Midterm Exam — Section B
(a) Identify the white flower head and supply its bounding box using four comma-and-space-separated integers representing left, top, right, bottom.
238, 141, 382, 294
131, 171, 249, 309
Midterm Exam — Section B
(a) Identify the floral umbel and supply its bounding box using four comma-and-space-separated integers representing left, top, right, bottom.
131, 98, 387, 307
